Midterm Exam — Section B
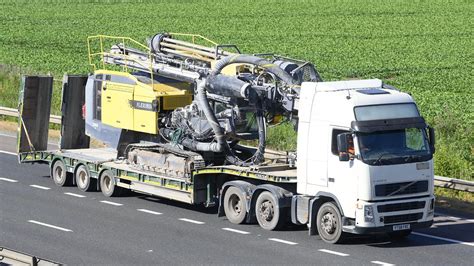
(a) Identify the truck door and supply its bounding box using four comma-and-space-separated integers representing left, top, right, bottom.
327, 128, 358, 218
306, 122, 329, 187
101, 74, 135, 130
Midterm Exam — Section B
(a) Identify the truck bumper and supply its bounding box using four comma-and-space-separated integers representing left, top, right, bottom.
343, 219, 433, 235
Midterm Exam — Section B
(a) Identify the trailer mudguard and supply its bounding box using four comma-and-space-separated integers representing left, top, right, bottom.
17, 76, 53, 160
60, 75, 90, 150
248, 184, 293, 223
218, 180, 256, 217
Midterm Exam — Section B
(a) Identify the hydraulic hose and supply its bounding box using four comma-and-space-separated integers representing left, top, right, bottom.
160, 128, 223, 153
195, 80, 227, 152
206, 54, 296, 166
195, 80, 261, 166
252, 100, 266, 164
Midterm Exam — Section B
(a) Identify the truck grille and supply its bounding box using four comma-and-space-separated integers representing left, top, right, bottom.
375, 181, 428, 197
377, 201, 425, 213
383, 213, 423, 224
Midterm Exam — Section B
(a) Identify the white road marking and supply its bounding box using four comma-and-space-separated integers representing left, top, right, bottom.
435, 213, 474, 222
179, 218, 205, 224
412, 232, 474, 247
318, 249, 350, 257
371, 261, 395, 266
29, 184, 50, 190
0, 150, 16, 156
222, 228, 251, 235
268, 238, 298, 245
0, 177, 18, 182
137, 209, 162, 215
440, 216, 474, 223
0, 133, 15, 138
371, 260, 395, 266
434, 220, 473, 226
0, 135, 58, 146
445, 216, 462, 220
28, 220, 73, 232
100, 200, 123, 206
64, 192, 86, 198
435, 212, 462, 219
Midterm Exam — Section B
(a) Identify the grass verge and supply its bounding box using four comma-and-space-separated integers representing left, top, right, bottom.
435, 187, 474, 215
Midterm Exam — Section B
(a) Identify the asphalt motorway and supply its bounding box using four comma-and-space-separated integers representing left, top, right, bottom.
0, 134, 473, 265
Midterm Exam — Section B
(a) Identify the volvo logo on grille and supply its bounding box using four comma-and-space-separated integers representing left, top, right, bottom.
387, 181, 417, 196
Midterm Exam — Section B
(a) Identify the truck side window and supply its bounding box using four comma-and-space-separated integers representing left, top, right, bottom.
331, 129, 354, 155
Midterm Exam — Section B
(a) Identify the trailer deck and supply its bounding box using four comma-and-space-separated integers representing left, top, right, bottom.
19, 148, 297, 205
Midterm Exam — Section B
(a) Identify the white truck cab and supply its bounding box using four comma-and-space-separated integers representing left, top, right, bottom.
296, 79, 435, 243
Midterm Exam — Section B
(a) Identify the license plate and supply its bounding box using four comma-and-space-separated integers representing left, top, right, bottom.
393, 224, 411, 231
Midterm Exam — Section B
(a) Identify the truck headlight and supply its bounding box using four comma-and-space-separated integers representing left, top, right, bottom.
427, 198, 435, 217
364, 205, 374, 223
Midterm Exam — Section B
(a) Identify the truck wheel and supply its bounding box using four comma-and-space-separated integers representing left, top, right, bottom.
255, 191, 284, 230
316, 202, 344, 244
52, 160, 72, 187
388, 230, 411, 241
224, 186, 247, 224
100, 170, 122, 197
75, 165, 95, 192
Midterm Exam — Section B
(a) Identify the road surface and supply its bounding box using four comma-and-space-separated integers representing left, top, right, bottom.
0, 133, 473, 265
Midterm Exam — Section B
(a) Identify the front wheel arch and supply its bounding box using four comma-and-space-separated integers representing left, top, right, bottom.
316, 201, 345, 244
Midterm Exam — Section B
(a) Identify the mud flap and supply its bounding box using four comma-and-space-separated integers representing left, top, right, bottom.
17, 76, 53, 162
60, 75, 90, 149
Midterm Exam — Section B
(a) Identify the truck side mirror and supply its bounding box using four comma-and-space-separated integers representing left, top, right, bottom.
428, 127, 435, 154
337, 133, 350, 161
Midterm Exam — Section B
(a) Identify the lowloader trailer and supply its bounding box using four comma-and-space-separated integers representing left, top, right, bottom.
17, 34, 436, 244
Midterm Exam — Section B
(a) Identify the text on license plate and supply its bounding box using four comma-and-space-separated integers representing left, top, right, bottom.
393, 224, 410, 231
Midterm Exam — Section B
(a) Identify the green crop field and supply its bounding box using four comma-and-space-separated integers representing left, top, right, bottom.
0, 0, 472, 180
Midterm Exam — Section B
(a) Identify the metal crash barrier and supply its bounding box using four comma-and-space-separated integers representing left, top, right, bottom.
0, 246, 60, 265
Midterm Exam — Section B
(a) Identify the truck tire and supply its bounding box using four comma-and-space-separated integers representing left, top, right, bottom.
255, 191, 285, 230
316, 201, 344, 244
100, 170, 123, 197
75, 164, 95, 192
51, 160, 72, 187
224, 186, 247, 224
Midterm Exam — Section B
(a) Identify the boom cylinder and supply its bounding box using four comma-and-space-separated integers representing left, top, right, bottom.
149, 33, 234, 62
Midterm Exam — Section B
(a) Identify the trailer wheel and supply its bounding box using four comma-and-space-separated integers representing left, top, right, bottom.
75, 165, 95, 192
316, 201, 344, 244
223, 186, 247, 224
100, 170, 123, 197
51, 160, 72, 187
255, 191, 284, 230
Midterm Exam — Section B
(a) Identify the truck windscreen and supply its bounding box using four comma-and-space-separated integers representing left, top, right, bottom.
357, 128, 432, 165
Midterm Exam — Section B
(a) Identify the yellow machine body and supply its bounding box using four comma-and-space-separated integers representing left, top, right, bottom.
210, 61, 250, 76
97, 70, 192, 134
